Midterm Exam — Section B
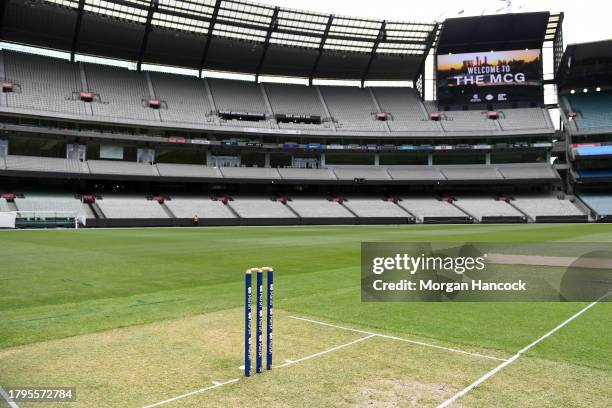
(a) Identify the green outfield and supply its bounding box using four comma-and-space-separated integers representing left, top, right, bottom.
1, 224, 611, 407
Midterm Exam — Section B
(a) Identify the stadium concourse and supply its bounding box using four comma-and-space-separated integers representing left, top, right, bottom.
0, 2, 610, 228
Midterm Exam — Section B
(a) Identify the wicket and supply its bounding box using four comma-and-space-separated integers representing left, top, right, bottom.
244, 267, 274, 377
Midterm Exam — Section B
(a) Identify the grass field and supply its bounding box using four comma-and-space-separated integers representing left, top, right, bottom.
1, 224, 611, 407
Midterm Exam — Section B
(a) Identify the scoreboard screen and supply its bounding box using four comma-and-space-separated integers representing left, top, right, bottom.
436, 49, 543, 106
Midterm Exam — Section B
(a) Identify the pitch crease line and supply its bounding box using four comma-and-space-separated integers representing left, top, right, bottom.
289, 316, 507, 362
142, 378, 239, 408
274, 334, 376, 368
142, 333, 376, 407
0, 387, 19, 408
436, 290, 612, 408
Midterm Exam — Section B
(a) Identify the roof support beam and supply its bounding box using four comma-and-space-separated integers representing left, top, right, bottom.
137, 0, 159, 71
361, 21, 386, 87
70, 0, 86, 62
255, 7, 280, 82
198, 0, 222, 78
309, 14, 333, 86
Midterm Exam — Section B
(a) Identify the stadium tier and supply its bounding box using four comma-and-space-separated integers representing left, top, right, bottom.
0, 51, 555, 136
511, 195, 587, 223
566, 91, 612, 131
578, 193, 612, 221
453, 197, 526, 223
0, 157, 560, 183
0, 5, 609, 228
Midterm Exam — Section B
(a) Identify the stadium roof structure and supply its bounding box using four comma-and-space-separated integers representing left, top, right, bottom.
0, 0, 437, 83
435, 11, 562, 54
556, 39, 612, 90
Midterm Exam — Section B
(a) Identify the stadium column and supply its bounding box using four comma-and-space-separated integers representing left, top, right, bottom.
264, 267, 274, 370
256, 269, 264, 373
244, 269, 253, 377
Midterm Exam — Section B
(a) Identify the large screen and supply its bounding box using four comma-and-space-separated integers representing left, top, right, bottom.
436, 49, 542, 107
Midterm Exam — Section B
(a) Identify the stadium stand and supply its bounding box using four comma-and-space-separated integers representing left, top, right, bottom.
439, 111, 499, 132
320, 86, 387, 131
498, 108, 552, 131
0, 51, 556, 136
511, 195, 587, 222
87, 160, 159, 177
440, 165, 503, 180
85, 63, 157, 121
265, 83, 325, 117
328, 165, 391, 180
220, 167, 280, 179
96, 196, 169, 219
149, 72, 214, 125
277, 168, 336, 180
164, 198, 236, 219
228, 197, 298, 219
208, 78, 268, 114
371, 88, 439, 132
453, 197, 526, 223
386, 166, 445, 181
0, 198, 11, 212
14, 193, 87, 218
5, 155, 89, 174
342, 197, 411, 219
578, 193, 612, 219
156, 163, 222, 179
567, 91, 612, 131
3, 51, 88, 115
398, 197, 471, 223
440, 165, 502, 181
287, 198, 355, 218
496, 163, 558, 180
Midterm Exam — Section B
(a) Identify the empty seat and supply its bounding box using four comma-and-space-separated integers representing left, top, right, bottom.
156, 163, 222, 179
398, 198, 466, 221
278, 168, 336, 180
512, 195, 584, 219
150, 72, 213, 125
329, 166, 390, 180
454, 197, 524, 221
229, 197, 297, 218
287, 198, 354, 218
220, 167, 280, 180
208, 78, 267, 114
85, 63, 157, 121
165, 198, 236, 218
3, 51, 88, 115
343, 198, 410, 218
5, 155, 89, 173
320, 86, 387, 131
96, 196, 168, 219
87, 160, 158, 176
372, 88, 438, 132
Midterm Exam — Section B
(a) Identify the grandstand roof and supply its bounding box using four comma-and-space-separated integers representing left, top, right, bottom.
557, 39, 612, 89
435, 11, 557, 54
0, 0, 437, 81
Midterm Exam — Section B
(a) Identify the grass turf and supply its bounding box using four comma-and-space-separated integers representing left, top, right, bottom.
0, 224, 611, 407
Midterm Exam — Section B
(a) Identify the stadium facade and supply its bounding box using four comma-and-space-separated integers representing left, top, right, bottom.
0, 0, 610, 227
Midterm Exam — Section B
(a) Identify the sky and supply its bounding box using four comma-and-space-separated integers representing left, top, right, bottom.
259, 0, 612, 45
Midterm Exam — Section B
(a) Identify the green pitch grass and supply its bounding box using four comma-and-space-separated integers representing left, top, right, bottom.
1, 224, 611, 407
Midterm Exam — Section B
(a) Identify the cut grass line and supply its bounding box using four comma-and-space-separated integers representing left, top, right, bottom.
142, 379, 239, 408
0, 386, 19, 408
436, 290, 612, 408
274, 334, 376, 368
289, 316, 507, 362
